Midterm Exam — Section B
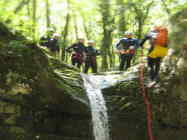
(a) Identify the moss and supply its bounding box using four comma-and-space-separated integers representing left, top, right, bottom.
0, 22, 91, 139
0, 22, 25, 43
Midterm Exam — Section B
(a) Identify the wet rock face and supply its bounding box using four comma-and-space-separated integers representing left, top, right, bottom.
159, 8, 187, 127
102, 67, 187, 140
102, 77, 148, 140
0, 39, 92, 139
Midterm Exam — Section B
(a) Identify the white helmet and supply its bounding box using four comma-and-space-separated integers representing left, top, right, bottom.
88, 40, 95, 44
53, 33, 60, 38
124, 31, 133, 36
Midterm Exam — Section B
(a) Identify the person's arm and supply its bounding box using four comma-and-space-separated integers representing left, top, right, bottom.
56, 39, 60, 52
115, 39, 125, 54
82, 45, 87, 53
137, 39, 141, 49
95, 48, 100, 55
132, 39, 140, 49
139, 35, 151, 47
40, 37, 49, 46
116, 39, 122, 50
66, 43, 76, 52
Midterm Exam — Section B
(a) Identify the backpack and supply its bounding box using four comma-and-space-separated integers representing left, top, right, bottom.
154, 26, 168, 47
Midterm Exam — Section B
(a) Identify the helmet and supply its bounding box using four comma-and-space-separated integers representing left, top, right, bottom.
53, 33, 60, 38
78, 38, 85, 41
154, 26, 167, 32
88, 40, 95, 46
88, 40, 95, 44
53, 33, 60, 37
124, 31, 133, 36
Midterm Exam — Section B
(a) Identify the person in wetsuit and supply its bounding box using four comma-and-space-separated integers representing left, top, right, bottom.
140, 26, 168, 81
116, 31, 139, 71
84, 40, 100, 73
66, 38, 86, 69
39, 29, 55, 48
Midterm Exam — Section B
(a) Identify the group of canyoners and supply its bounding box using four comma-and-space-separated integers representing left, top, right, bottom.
40, 26, 169, 83
40, 31, 100, 73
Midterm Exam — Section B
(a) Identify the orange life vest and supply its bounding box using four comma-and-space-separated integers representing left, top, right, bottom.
154, 26, 168, 47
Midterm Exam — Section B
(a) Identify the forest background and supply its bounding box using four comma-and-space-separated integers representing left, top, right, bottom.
0, 0, 187, 71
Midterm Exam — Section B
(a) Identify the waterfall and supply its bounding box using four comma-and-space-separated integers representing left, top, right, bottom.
81, 71, 137, 140
81, 73, 110, 140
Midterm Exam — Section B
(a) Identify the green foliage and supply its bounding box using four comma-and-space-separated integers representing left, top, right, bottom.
169, 8, 187, 54
0, 0, 186, 71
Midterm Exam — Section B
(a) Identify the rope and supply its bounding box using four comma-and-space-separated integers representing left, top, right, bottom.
139, 48, 155, 140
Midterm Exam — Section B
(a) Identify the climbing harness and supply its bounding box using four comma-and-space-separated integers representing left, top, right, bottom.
139, 48, 156, 140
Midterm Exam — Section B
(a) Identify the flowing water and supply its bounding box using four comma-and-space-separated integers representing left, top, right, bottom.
81, 69, 137, 140
81, 73, 110, 140
81, 70, 137, 140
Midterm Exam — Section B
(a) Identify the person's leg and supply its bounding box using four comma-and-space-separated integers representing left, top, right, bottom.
76, 54, 83, 69
77, 61, 82, 69
91, 56, 97, 73
148, 57, 155, 81
119, 54, 126, 71
126, 54, 133, 69
91, 61, 97, 73
72, 57, 76, 66
154, 57, 161, 81
84, 61, 90, 73
93, 62, 98, 73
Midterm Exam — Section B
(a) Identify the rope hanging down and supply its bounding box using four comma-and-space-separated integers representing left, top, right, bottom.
139, 48, 155, 140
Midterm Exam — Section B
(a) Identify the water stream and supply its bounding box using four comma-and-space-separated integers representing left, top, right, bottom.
81, 73, 110, 140
81, 70, 137, 140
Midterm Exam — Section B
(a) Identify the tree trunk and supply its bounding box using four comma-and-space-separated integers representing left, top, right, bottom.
83, 20, 90, 40
32, 0, 37, 41
81, 13, 91, 40
138, 19, 143, 39
61, 12, 71, 61
116, 0, 126, 36
100, 0, 114, 71
73, 14, 79, 40
26, 0, 32, 35
45, 0, 51, 29
14, 0, 31, 14
27, 0, 31, 17
161, 0, 171, 15
109, 41, 116, 68
131, 1, 153, 39
101, 22, 109, 71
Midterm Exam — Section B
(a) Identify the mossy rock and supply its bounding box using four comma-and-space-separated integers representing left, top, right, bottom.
0, 38, 92, 140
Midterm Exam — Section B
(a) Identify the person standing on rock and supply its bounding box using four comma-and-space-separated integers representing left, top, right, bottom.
39, 29, 54, 48
66, 38, 86, 69
140, 26, 168, 83
116, 31, 139, 71
48, 33, 60, 58
84, 40, 100, 73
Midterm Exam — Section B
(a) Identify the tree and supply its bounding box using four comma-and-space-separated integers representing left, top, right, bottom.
81, 13, 91, 40
160, 0, 171, 15
73, 13, 79, 40
32, 0, 37, 41
128, 0, 154, 38
99, 0, 114, 71
45, 0, 51, 29
61, 0, 71, 61
14, 0, 31, 14
116, 0, 126, 36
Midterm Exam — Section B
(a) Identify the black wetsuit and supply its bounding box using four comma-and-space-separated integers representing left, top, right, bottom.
66, 42, 86, 68
40, 36, 59, 52
40, 36, 50, 48
84, 46, 100, 73
48, 38, 59, 52
140, 34, 161, 81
